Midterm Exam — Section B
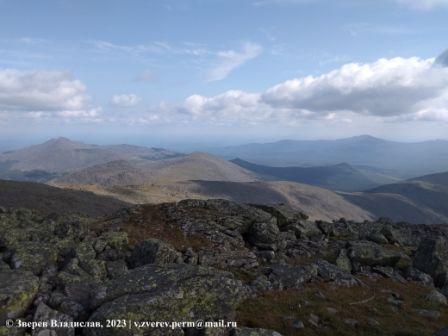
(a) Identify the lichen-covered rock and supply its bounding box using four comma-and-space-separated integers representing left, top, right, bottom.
250, 203, 308, 229
248, 221, 280, 251
336, 248, 352, 273
32, 303, 74, 336
315, 259, 358, 286
10, 242, 59, 275
231, 328, 283, 336
0, 269, 39, 321
266, 263, 317, 289
85, 264, 248, 336
414, 238, 448, 287
287, 220, 322, 240
106, 260, 128, 279
348, 241, 402, 267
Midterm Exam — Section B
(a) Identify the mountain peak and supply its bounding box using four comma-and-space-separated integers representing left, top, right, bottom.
44, 137, 82, 146
349, 135, 381, 141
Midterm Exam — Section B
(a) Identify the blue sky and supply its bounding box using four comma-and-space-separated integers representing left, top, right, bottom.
0, 0, 448, 147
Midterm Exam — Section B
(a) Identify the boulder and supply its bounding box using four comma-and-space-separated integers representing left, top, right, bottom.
335, 249, 352, 273
32, 303, 74, 336
266, 263, 317, 289
348, 241, 402, 267
287, 221, 322, 240
425, 290, 448, 306
10, 242, 58, 275
86, 264, 248, 336
248, 221, 279, 251
413, 238, 448, 287
106, 260, 128, 279
0, 269, 39, 321
315, 259, 358, 286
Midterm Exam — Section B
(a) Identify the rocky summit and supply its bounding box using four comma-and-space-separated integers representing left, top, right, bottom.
1, 200, 448, 335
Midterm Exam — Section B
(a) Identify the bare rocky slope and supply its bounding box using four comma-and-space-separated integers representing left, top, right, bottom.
1, 199, 448, 335
0, 179, 129, 217
54, 152, 258, 186
342, 171, 448, 224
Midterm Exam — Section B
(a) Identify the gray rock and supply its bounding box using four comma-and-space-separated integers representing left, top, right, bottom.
368, 231, 389, 245
336, 248, 352, 273
266, 263, 317, 289
425, 290, 447, 306
0, 269, 39, 320
414, 238, 448, 287
106, 260, 128, 279
32, 303, 74, 336
231, 328, 283, 336
344, 319, 359, 328
349, 241, 402, 267
405, 267, 434, 286
287, 221, 322, 239
315, 259, 358, 286
86, 264, 248, 336
415, 309, 441, 320
308, 313, 319, 327
248, 221, 280, 251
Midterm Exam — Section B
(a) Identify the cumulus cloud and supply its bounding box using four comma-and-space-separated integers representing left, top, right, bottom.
205, 43, 263, 82
0, 69, 99, 120
111, 94, 141, 107
263, 57, 446, 116
175, 54, 448, 125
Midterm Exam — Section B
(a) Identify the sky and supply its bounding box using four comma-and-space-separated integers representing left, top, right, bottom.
0, 0, 448, 148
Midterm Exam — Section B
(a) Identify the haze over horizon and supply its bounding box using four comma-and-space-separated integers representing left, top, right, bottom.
1, 0, 448, 145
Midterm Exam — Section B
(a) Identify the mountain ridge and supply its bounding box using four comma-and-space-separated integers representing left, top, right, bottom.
230, 158, 395, 191
0, 137, 182, 177
212, 135, 448, 177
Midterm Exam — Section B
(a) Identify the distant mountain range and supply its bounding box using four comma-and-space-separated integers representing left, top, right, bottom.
213, 135, 448, 178
231, 158, 399, 192
2, 136, 448, 224
0, 137, 180, 178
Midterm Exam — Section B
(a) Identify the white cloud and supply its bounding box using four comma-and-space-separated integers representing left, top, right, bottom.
111, 94, 141, 107
0, 69, 99, 121
263, 57, 446, 116
176, 55, 448, 125
205, 43, 263, 82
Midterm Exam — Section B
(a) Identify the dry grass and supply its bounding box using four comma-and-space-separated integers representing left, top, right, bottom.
237, 277, 448, 336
